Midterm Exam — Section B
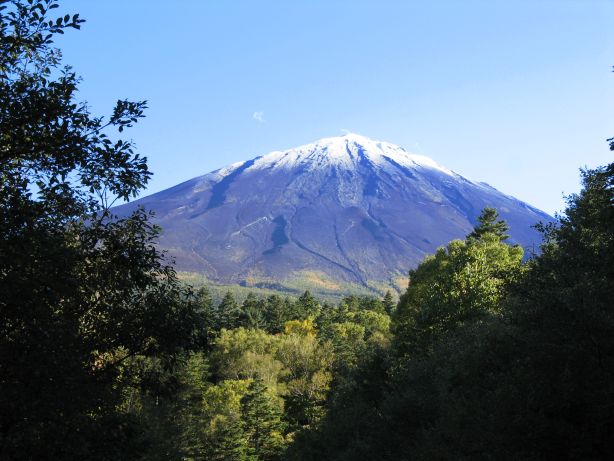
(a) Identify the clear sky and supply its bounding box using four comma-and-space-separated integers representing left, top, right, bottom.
59, 0, 613, 215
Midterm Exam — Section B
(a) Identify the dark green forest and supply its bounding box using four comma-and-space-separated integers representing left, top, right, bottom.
1, 1, 613, 460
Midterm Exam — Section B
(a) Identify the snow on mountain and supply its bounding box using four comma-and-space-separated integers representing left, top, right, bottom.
113, 134, 552, 290
228, 133, 455, 176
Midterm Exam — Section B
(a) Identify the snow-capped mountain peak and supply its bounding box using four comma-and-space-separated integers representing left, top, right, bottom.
114, 134, 552, 290
247, 133, 455, 176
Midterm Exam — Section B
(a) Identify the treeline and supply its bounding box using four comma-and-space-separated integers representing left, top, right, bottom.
196, 289, 395, 335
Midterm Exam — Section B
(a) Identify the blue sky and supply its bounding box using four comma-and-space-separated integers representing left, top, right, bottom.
59, 0, 613, 215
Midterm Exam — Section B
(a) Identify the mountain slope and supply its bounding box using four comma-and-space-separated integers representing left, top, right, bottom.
114, 134, 551, 288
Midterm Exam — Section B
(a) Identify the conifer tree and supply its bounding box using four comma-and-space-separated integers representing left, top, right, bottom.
468, 207, 510, 241
358, 296, 385, 313
238, 293, 265, 329
382, 290, 396, 315
196, 287, 216, 345
240, 377, 286, 461
263, 294, 286, 334
315, 302, 335, 332
340, 295, 361, 312
292, 291, 320, 320
218, 291, 241, 330
209, 416, 248, 461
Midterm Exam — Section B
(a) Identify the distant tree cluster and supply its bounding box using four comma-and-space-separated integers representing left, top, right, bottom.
198, 287, 393, 336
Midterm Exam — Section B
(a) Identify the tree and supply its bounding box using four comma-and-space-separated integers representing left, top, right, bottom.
394, 213, 523, 355
382, 290, 396, 315
210, 328, 283, 387
339, 295, 361, 312
276, 327, 334, 429
174, 353, 211, 459
241, 377, 286, 461
468, 207, 510, 241
0, 1, 202, 458
292, 290, 320, 320
209, 416, 249, 461
349, 310, 391, 340
200, 379, 251, 460
262, 294, 287, 334
218, 291, 241, 330
238, 293, 266, 329
196, 287, 217, 346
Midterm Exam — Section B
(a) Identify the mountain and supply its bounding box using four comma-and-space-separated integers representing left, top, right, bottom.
114, 134, 552, 291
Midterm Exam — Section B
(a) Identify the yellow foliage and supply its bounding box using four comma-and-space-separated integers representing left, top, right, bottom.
283, 318, 317, 337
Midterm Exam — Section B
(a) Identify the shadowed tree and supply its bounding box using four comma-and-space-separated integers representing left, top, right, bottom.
241, 377, 286, 461
196, 287, 217, 347
209, 416, 248, 461
0, 1, 202, 458
262, 294, 287, 334
238, 293, 266, 330
382, 290, 396, 315
218, 291, 241, 330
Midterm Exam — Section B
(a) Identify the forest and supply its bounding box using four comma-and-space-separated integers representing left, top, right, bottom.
1, 1, 613, 460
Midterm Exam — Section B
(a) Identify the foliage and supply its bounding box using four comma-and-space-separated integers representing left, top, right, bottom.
393, 228, 523, 355
210, 328, 283, 387
276, 330, 334, 430
283, 317, 317, 337
0, 1, 203, 458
